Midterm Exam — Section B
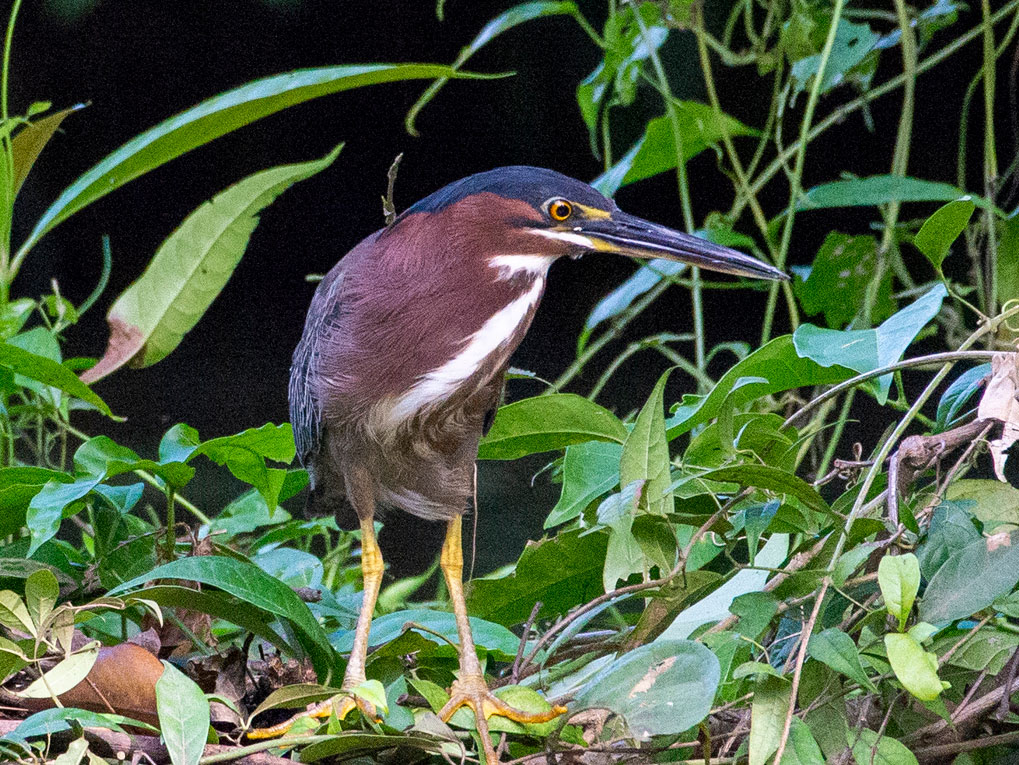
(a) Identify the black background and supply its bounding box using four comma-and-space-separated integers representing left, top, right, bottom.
8, 1, 991, 575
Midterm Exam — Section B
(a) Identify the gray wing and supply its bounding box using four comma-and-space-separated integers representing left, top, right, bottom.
288, 264, 346, 484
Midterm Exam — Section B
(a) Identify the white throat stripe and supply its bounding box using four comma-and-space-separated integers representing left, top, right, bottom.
388, 277, 545, 422
488, 254, 556, 278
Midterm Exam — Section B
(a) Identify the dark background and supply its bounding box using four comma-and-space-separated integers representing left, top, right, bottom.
8, 1, 991, 575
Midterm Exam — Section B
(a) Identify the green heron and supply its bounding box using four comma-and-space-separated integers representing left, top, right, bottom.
255, 166, 786, 760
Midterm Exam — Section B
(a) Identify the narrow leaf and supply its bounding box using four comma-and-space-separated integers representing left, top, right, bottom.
620, 370, 672, 516
83, 147, 341, 383
11, 106, 84, 196
22, 65, 491, 251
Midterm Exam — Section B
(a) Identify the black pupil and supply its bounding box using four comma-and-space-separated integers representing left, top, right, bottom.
553, 203, 569, 219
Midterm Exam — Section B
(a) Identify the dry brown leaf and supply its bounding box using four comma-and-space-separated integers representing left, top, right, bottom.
16, 643, 164, 728
977, 353, 1019, 481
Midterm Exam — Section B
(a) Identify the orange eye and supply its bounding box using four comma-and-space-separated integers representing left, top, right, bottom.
548, 199, 573, 221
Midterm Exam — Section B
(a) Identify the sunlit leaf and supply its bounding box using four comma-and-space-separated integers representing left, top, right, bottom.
479, 394, 628, 459
16, 644, 99, 698
83, 147, 341, 383
22, 65, 493, 252
850, 728, 919, 765
885, 633, 947, 701
878, 554, 920, 630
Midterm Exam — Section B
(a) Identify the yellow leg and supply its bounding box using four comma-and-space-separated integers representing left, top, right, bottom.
437, 516, 567, 764
249, 514, 384, 739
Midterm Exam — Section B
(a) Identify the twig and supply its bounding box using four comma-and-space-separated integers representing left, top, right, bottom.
382, 153, 404, 226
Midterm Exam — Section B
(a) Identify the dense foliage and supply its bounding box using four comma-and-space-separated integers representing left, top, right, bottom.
1, 0, 1019, 763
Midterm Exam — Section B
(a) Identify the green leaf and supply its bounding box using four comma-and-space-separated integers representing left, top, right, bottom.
943, 479, 1019, 528
27, 476, 100, 557
406, 2, 578, 135
155, 661, 209, 765
696, 464, 830, 515
73, 436, 194, 487
850, 728, 919, 765
997, 216, 1019, 334
749, 675, 791, 765
574, 640, 719, 736
24, 569, 58, 630
467, 529, 607, 626
789, 18, 878, 94
878, 554, 920, 631
793, 284, 947, 404
914, 198, 975, 270
666, 336, 856, 439
884, 633, 947, 701
592, 105, 759, 196
22, 65, 491, 252
4, 708, 146, 742
331, 609, 519, 662
546, 441, 621, 529
916, 501, 981, 580
300, 732, 450, 763
0, 343, 110, 416
935, 365, 989, 431
800, 175, 991, 212
83, 148, 341, 383
11, 105, 83, 197
189, 424, 296, 508
920, 529, 1019, 624
16, 644, 99, 698
783, 717, 825, 765
0, 591, 35, 636
621, 370, 672, 516
796, 233, 893, 328
479, 394, 628, 459
108, 556, 334, 678
808, 628, 877, 692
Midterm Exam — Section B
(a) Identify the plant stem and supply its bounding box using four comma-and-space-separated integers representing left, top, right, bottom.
762, 0, 845, 345
981, 0, 999, 319
631, 4, 705, 389
164, 485, 176, 560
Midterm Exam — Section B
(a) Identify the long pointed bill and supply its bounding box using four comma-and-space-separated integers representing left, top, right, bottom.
574, 210, 788, 281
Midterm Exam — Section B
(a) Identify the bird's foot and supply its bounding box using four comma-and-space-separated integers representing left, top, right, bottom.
438, 675, 567, 764
247, 689, 379, 740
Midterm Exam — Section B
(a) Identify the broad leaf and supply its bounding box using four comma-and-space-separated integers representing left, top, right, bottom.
695, 464, 829, 515
16, 644, 99, 698
850, 728, 919, 765
593, 105, 758, 196
574, 640, 719, 736
920, 529, 1019, 624
155, 661, 209, 765
11, 106, 83, 196
796, 233, 893, 328
793, 284, 947, 404
620, 370, 672, 516
479, 394, 628, 459
749, 675, 791, 765
789, 18, 878, 94
83, 147, 341, 382
666, 336, 855, 439
935, 364, 989, 431
914, 198, 975, 271
878, 553, 920, 631
546, 440, 621, 528
467, 529, 607, 625
22, 64, 489, 251
884, 633, 947, 701
800, 175, 990, 212
808, 628, 877, 692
